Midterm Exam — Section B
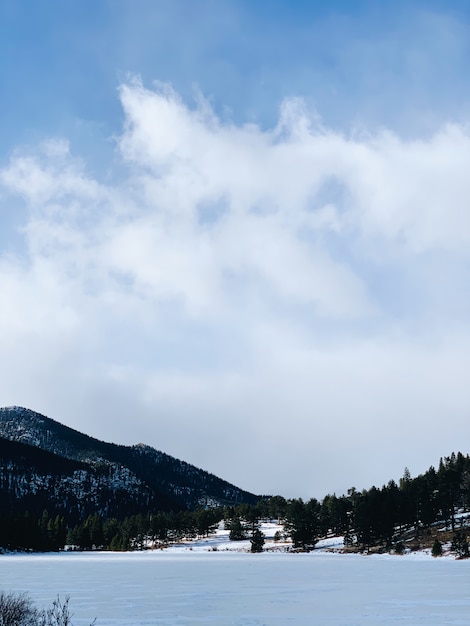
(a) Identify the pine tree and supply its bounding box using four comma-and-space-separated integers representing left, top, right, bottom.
285, 498, 319, 550
250, 528, 265, 553
228, 517, 245, 541
451, 532, 469, 558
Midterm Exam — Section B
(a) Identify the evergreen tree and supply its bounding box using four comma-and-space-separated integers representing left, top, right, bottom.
353, 494, 373, 549
286, 498, 319, 550
250, 528, 265, 553
451, 532, 469, 558
85, 514, 104, 549
228, 517, 245, 541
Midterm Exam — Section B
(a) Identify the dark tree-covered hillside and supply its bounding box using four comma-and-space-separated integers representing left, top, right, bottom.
0, 406, 260, 515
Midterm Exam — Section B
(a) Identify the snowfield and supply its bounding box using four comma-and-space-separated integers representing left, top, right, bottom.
0, 524, 469, 625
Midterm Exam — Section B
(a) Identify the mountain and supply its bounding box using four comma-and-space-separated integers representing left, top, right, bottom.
0, 435, 158, 522
0, 406, 259, 522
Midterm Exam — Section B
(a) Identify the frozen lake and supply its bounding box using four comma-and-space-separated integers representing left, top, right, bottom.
0, 551, 469, 625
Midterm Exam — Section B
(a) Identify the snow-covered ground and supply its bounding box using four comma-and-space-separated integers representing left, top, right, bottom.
1, 523, 469, 625
161, 521, 290, 553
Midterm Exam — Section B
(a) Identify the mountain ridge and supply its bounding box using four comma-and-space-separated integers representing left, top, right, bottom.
0, 406, 260, 520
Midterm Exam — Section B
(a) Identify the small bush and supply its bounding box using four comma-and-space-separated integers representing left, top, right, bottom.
0, 593, 95, 626
0, 591, 37, 626
431, 539, 443, 557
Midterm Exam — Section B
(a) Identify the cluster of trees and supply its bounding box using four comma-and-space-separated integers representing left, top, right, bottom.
222, 453, 470, 553
66, 507, 270, 553
66, 508, 223, 550
0, 510, 66, 551
259, 452, 470, 552
345, 452, 470, 550
224, 507, 267, 552
0, 508, 222, 552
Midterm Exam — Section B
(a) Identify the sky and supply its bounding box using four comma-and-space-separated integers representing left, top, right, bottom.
1, 0, 470, 499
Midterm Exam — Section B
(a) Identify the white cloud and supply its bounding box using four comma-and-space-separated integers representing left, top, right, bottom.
347, 125, 470, 253
0, 80, 469, 497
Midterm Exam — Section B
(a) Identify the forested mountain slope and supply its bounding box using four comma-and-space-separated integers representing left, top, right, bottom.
0, 435, 158, 522
0, 406, 259, 517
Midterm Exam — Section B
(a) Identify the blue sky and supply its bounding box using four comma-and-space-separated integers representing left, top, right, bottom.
1, 1, 470, 498
3, 0, 470, 148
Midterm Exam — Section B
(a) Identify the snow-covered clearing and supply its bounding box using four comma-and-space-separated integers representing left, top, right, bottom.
1, 547, 469, 625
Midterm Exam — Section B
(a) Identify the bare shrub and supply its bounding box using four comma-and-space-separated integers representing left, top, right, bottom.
0, 591, 38, 626
0, 593, 95, 626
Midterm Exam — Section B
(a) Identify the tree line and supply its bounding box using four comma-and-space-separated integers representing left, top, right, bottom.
0, 507, 222, 552
0, 451, 469, 554
225, 452, 470, 553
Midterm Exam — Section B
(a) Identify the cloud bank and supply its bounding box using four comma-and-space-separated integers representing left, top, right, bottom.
1, 80, 470, 497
